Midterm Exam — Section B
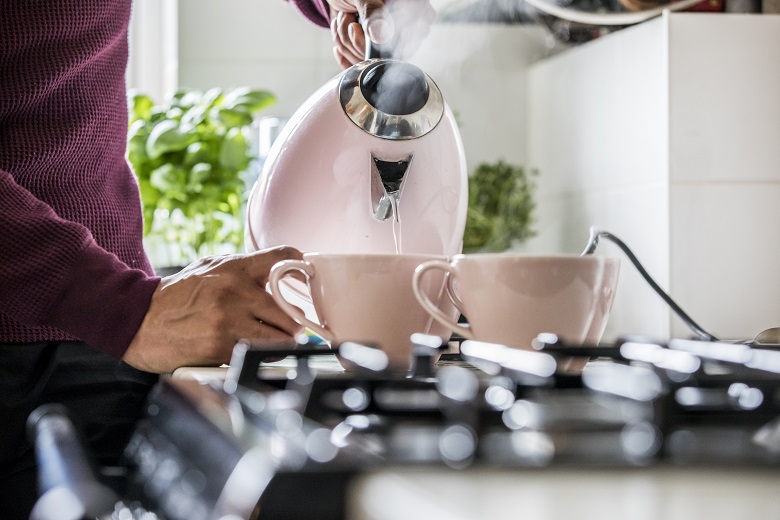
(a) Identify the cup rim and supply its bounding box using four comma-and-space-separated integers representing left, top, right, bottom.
452, 252, 618, 262
302, 252, 450, 261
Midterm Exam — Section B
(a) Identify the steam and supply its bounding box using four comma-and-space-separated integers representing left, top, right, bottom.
433, 0, 532, 24
359, 1, 505, 117
375, 0, 438, 62
377, 0, 501, 74
365, 1, 553, 117
372, 66, 422, 116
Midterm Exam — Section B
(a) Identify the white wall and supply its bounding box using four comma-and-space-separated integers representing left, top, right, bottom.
177, 0, 339, 117
666, 14, 780, 341
409, 24, 556, 170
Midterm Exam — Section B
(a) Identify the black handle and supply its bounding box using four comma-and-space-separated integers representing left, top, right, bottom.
27, 404, 119, 520
365, 38, 391, 60
360, 16, 393, 60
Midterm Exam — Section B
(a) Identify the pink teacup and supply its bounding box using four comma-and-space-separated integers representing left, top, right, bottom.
268, 253, 458, 371
413, 253, 620, 351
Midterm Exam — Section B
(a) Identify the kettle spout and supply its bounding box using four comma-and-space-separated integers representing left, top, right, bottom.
371, 155, 412, 222
374, 192, 398, 222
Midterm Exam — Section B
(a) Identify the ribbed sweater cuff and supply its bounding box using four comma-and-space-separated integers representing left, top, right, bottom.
287, 0, 331, 28
47, 241, 160, 359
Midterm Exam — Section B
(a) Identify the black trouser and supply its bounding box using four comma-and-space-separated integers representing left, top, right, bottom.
0, 341, 158, 519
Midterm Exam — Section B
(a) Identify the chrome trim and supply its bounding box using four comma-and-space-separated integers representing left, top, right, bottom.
339, 60, 444, 140
370, 154, 412, 221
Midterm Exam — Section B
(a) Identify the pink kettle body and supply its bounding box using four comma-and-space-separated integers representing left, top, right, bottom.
245, 59, 468, 257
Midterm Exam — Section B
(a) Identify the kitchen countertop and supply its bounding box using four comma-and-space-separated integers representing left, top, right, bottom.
348, 465, 780, 520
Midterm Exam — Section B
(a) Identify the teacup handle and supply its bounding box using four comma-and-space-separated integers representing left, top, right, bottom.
268, 259, 334, 343
412, 260, 473, 340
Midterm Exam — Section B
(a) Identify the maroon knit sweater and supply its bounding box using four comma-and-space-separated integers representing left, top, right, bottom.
0, 0, 329, 359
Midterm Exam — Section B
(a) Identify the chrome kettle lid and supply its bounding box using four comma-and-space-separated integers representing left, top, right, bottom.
339, 59, 444, 140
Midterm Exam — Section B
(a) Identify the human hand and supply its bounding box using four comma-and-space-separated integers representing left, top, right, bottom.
122, 246, 305, 373
328, 0, 436, 68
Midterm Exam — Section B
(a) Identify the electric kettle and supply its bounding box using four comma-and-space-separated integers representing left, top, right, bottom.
245, 58, 468, 257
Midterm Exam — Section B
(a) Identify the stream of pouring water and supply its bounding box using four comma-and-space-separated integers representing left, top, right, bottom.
390, 195, 402, 254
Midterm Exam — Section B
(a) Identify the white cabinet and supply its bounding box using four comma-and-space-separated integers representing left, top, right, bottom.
526, 13, 780, 341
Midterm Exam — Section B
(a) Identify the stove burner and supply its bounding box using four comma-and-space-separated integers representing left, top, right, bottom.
30, 333, 780, 520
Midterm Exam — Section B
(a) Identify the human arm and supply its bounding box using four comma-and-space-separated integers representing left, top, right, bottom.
123, 246, 305, 374
1, 171, 303, 373
0, 170, 160, 358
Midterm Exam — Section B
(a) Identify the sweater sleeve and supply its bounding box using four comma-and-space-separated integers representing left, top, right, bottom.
286, 0, 331, 28
0, 169, 160, 359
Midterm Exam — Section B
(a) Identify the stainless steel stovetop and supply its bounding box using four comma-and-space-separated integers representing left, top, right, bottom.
29, 334, 780, 520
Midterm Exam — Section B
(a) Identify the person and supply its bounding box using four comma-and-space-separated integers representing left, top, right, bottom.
0, 0, 401, 517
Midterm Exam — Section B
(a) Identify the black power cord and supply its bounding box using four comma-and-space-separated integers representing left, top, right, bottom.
581, 227, 718, 342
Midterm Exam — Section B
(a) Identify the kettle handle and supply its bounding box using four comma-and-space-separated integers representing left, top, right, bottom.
363, 38, 393, 60
268, 259, 334, 343
413, 260, 473, 340
360, 16, 392, 60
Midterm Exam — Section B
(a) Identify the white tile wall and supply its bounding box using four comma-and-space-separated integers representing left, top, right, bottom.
527, 13, 780, 342
666, 14, 780, 339
668, 14, 780, 183
527, 17, 669, 196
671, 182, 780, 340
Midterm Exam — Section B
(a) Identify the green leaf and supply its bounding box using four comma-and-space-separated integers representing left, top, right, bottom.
463, 207, 494, 252
149, 163, 187, 195
211, 107, 253, 128
128, 86, 273, 260
187, 162, 212, 192
165, 107, 184, 121
129, 92, 154, 123
200, 183, 221, 203
223, 87, 276, 114
183, 141, 216, 167
201, 87, 224, 109
175, 90, 203, 110
149, 106, 168, 123
145, 119, 199, 159
462, 161, 537, 253
128, 118, 148, 139
127, 132, 148, 172
180, 104, 208, 128
137, 178, 160, 208
142, 207, 155, 235
219, 127, 249, 172
169, 88, 190, 105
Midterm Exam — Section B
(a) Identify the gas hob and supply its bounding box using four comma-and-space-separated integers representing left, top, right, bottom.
107, 334, 780, 520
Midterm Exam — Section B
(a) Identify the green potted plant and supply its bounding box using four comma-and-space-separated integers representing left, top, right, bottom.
127, 86, 275, 271
462, 160, 538, 253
